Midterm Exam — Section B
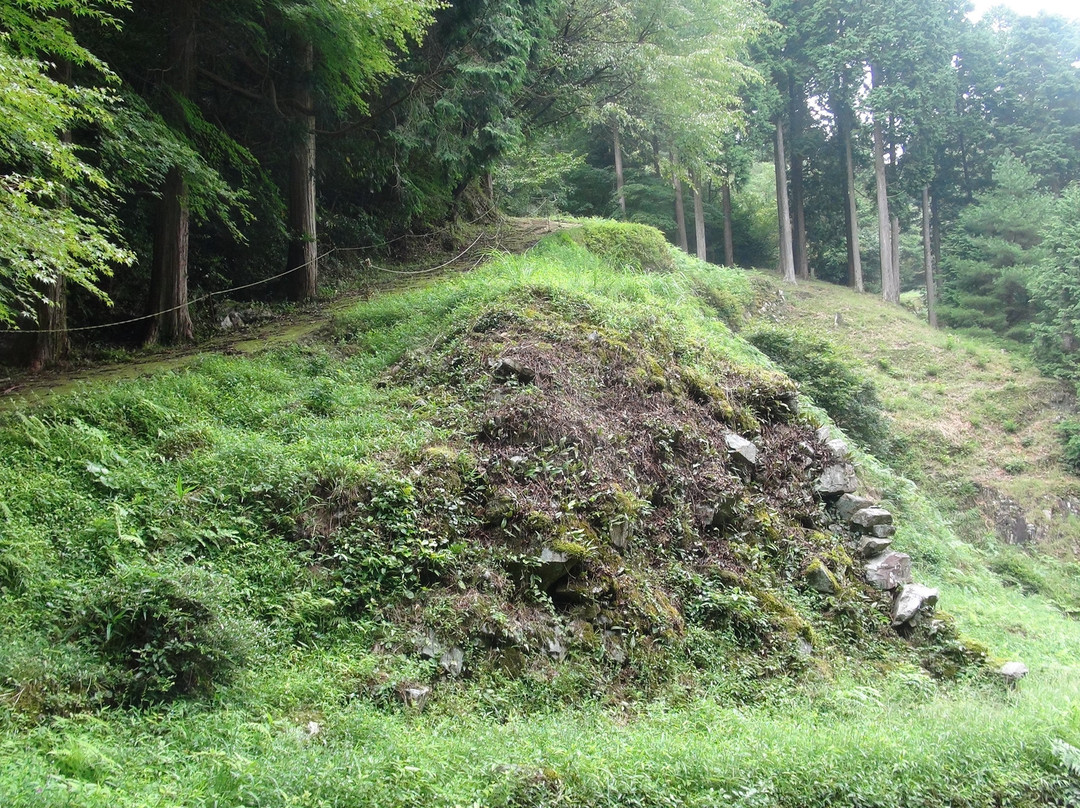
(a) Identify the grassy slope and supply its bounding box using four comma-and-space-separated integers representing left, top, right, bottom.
744, 275, 1080, 668
2, 227, 1080, 807
762, 279, 1080, 554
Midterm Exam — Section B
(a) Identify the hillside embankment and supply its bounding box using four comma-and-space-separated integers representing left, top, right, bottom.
1, 221, 1078, 807
756, 278, 1080, 559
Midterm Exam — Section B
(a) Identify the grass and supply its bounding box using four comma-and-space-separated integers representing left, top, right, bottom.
2, 224, 1080, 806
764, 277, 1080, 559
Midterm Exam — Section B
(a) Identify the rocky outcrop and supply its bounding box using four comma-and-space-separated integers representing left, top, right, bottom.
816, 446, 946, 639
864, 551, 913, 590
998, 661, 1029, 685
837, 493, 875, 521
805, 558, 841, 594
850, 507, 894, 531
816, 464, 858, 496
491, 357, 536, 384
891, 583, 939, 627
724, 432, 759, 468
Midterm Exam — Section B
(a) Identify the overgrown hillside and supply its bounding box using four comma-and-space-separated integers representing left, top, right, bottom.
748, 278, 1080, 608
2, 224, 1079, 807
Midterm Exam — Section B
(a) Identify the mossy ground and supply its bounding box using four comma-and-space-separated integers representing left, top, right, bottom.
2, 223, 1079, 806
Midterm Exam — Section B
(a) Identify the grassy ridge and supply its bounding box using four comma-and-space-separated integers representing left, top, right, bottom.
2, 224, 1079, 806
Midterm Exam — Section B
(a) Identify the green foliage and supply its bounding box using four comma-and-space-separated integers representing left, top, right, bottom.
1057, 418, 1080, 475
1030, 184, 1080, 380
746, 325, 886, 449
0, 44, 132, 325
495, 137, 587, 217
78, 563, 248, 704
280, 0, 441, 115
569, 220, 676, 273
939, 154, 1049, 341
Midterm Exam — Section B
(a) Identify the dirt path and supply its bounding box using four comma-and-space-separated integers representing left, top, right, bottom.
1, 217, 570, 408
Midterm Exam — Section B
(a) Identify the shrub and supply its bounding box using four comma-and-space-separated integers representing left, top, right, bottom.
1059, 418, 1080, 475
746, 326, 887, 450
570, 221, 676, 273
79, 564, 246, 705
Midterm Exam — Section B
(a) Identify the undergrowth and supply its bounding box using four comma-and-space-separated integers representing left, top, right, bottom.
1, 222, 1078, 806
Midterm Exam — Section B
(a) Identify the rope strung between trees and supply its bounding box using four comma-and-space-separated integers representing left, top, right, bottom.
7, 208, 500, 336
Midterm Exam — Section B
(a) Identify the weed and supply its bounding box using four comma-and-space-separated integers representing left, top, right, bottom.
2, 226, 1080, 807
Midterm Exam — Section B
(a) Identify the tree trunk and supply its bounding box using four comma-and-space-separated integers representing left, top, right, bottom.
931, 189, 942, 295
672, 148, 688, 252
146, 165, 195, 343
145, 0, 198, 345
891, 214, 901, 296
22, 56, 72, 368
873, 116, 897, 303
842, 117, 863, 292
721, 182, 734, 267
774, 119, 796, 283
287, 37, 317, 301
613, 122, 626, 217
958, 131, 973, 203
923, 185, 937, 328
791, 155, 809, 279
692, 170, 707, 262
18, 276, 68, 372
789, 80, 809, 280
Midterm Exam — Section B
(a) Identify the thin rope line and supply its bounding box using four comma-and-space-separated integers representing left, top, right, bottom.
365, 232, 484, 275
9, 247, 338, 335
7, 215, 500, 335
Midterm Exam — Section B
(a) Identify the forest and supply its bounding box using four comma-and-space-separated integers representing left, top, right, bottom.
5, 2, 1080, 806
0, 0, 1078, 377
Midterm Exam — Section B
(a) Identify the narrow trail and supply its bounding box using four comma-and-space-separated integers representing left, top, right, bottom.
1, 217, 570, 408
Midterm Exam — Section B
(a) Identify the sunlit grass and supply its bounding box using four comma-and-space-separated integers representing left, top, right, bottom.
1, 232, 1079, 806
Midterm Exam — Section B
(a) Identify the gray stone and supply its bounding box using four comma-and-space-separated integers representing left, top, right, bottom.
850, 507, 894, 530
439, 647, 465, 677
826, 438, 849, 459
493, 647, 526, 676
218, 311, 244, 330
797, 637, 814, 657
977, 487, 1036, 545
417, 631, 444, 660
891, 583, 940, 626
837, 493, 875, 521
724, 433, 758, 466
545, 638, 567, 661
604, 633, 627, 664
699, 497, 740, 530
552, 577, 592, 603
610, 517, 632, 549
816, 464, 858, 496
805, 559, 840, 594
816, 426, 832, 443
999, 661, 1029, 684
858, 537, 893, 558
491, 357, 535, 384
872, 524, 897, 539
537, 547, 575, 589
402, 685, 432, 710
864, 551, 912, 590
